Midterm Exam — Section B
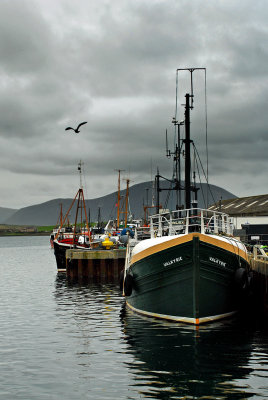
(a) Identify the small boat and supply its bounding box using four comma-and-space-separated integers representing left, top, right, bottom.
53, 196, 91, 270
53, 164, 135, 271
50, 203, 74, 248
50, 226, 74, 248
122, 69, 251, 325
53, 162, 92, 270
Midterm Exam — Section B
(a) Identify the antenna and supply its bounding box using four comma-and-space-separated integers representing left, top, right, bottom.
171, 117, 184, 210
166, 129, 171, 158
151, 158, 155, 207
176, 67, 206, 109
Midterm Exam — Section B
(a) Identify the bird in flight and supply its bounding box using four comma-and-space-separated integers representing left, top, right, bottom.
65, 121, 87, 133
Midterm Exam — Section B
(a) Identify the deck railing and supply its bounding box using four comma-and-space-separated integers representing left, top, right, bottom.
252, 245, 268, 261
148, 208, 234, 238
134, 226, 151, 241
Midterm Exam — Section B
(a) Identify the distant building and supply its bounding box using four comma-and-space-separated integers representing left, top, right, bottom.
209, 194, 268, 245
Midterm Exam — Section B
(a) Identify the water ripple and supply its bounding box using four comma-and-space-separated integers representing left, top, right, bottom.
0, 236, 267, 399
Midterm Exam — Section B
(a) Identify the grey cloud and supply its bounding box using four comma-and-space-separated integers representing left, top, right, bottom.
0, 1, 53, 75
0, 0, 267, 208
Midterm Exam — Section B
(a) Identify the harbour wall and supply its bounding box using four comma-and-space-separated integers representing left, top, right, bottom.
65, 248, 126, 282
249, 254, 268, 318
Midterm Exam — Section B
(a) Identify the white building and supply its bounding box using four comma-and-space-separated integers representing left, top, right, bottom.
208, 194, 268, 244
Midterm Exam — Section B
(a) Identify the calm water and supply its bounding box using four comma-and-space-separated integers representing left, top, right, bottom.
0, 236, 267, 399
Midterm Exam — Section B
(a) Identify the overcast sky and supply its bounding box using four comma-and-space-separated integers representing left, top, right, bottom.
0, 0, 267, 208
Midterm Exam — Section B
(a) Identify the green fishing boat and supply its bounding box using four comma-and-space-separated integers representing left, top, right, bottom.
124, 218, 250, 324
122, 68, 251, 325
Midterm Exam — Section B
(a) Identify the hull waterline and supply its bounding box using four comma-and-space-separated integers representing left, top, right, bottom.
125, 233, 250, 325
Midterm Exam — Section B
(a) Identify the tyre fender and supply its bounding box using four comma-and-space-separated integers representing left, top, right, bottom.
234, 267, 248, 291
124, 274, 133, 296
119, 270, 124, 291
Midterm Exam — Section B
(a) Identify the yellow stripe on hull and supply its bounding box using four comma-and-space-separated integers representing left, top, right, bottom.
130, 232, 248, 266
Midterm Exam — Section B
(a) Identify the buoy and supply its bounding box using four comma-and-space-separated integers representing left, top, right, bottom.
101, 237, 114, 249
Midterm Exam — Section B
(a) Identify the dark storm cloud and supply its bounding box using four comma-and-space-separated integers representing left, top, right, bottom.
0, 0, 267, 207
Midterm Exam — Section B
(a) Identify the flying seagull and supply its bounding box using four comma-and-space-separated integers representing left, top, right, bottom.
65, 121, 87, 133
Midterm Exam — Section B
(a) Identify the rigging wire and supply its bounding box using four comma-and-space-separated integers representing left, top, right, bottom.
175, 70, 179, 121
173, 70, 179, 151
204, 69, 209, 208
165, 146, 178, 210
194, 149, 206, 207
128, 197, 132, 220
193, 143, 217, 207
109, 202, 116, 220
163, 178, 174, 210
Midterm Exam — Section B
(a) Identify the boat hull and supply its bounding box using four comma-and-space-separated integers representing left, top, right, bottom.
53, 240, 71, 271
125, 233, 250, 324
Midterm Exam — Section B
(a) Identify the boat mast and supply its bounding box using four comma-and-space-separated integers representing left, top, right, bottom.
184, 93, 192, 210
97, 207, 101, 229
72, 161, 91, 244
124, 178, 130, 227
171, 119, 184, 210
176, 67, 206, 209
115, 169, 124, 229
56, 203, 63, 227
78, 160, 83, 189
60, 203, 63, 226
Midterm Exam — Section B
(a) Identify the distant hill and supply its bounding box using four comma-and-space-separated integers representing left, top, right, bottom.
0, 206, 18, 223
3, 180, 236, 226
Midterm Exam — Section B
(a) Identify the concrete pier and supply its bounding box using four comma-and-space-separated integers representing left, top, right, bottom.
249, 250, 268, 317
65, 248, 126, 282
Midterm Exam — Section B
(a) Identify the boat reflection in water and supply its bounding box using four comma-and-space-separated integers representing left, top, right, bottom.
120, 304, 256, 399
53, 277, 263, 399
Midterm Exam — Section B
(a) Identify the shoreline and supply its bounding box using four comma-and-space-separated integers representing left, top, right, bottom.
0, 232, 50, 237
